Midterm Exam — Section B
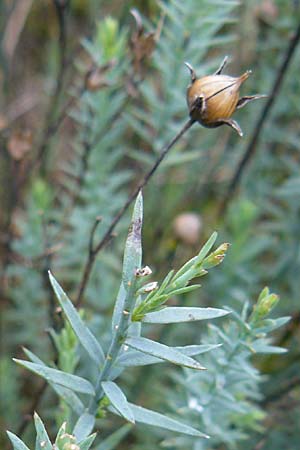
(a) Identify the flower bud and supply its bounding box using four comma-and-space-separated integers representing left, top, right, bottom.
202, 243, 230, 269
250, 288, 279, 323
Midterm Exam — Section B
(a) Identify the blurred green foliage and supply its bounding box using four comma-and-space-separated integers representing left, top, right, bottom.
1, 0, 299, 449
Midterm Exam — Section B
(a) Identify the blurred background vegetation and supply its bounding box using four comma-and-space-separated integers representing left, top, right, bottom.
1, 0, 300, 449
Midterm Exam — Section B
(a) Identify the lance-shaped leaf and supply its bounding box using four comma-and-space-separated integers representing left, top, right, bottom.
125, 337, 206, 370
248, 340, 288, 354
142, 307, 229, 323
49, 272, 105, 366
253, 316, 290, 334
7, 432, 30, 450
122, 191, 143, 287
73, 413, 95, 441
55, 422, 67, 445
129, 403, 208, 438
94, 424, 132, 450
112, 193, 143, 330
78, 433, 97, 450
172, 231, 217, 282
34, 413, 52, 450
112, 283, 126, 332
23, 348, 84, 415
117, 344, 221, 367
102, 381, 135, 423
14, 359, 95, 395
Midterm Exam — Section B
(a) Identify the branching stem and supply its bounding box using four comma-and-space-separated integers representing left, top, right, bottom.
75, 118, 195, 307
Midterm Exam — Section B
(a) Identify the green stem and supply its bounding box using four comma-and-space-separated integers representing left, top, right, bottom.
87, 278, 137, 415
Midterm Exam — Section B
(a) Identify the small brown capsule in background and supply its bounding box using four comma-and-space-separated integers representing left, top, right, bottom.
185, 56, 266, 137
173, 212, 202, 246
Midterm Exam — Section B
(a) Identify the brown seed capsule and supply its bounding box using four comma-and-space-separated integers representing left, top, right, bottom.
185, 57, 266, 137
173, 212, 202, 245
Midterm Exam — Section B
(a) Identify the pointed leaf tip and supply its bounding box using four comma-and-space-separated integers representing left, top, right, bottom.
128, 403, 209, 438
126, 337, 206, 370
122, 192, 143, 286
48, 273, 105, 365
13, 359, 95, 395
142, 307, 229, 324
34, 412, 52, 450
7, 431, 30, 450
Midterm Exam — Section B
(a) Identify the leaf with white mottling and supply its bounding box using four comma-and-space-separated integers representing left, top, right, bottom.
34, 413, 52, 450
122, 192, 143, 287
112, 193, 143, 330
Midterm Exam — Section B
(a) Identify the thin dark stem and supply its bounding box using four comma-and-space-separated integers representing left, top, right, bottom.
89, 216, 102, 254
75, 118, 195, 307
53, 0, 68, 98
219, 21, 300, 216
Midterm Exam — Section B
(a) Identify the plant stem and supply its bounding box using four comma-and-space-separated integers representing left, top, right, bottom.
75, 118, 195, 307
86, 278, 137, 415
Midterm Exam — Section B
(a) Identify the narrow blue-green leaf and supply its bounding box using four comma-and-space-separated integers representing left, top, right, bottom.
118, 344, 221, 367
112, 282, 126, 331
142, 307, 229, 324
49, 272, 105, 366
23, 348, 43, 364
251, 343, 287, 354
166, 285, 201, 297
34, 413, 52, 450
14, 359, 95, 395
173, 232, 217, 281
125, 337, 206, 370
129, 403, 209, 438
122, 192, 143, 287
23, 348, 84, 415
253, 316, 290, 333
55, 422, 67, 445
94, 424, 132, 450
112, 193, 143, 331
78, 433, 97, 450
73, 413, 95, 441
7, 432, 30, 450
102, 381, 135, 424
195, 231, 218, 264
159, 269, 175, 292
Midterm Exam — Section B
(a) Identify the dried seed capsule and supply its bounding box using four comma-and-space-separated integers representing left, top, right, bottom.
173, 212, 202, 245
185, 57, 266, 137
